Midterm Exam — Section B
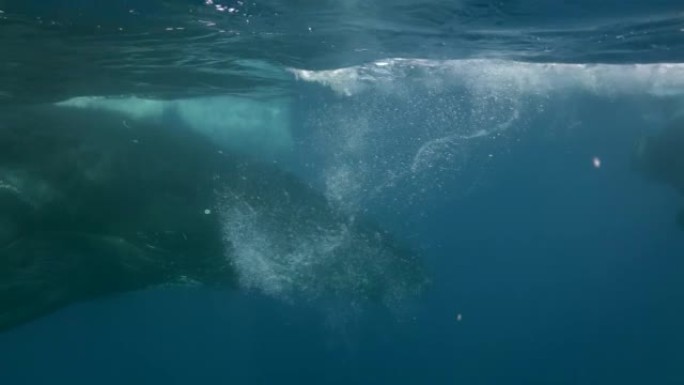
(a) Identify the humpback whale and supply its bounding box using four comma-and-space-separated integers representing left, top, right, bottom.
633, 118, 684, 228
0, 107, 426, 332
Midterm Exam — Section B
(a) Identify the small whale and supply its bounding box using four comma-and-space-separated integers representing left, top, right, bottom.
633, 118, 684, 229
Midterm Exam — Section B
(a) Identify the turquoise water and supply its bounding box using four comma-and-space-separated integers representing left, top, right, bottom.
1, 1, 684, 384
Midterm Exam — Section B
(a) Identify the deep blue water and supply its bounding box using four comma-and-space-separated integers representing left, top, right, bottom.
1, 1, 684, 384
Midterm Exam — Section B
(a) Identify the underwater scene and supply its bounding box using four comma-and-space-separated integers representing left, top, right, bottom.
0, 1, 683, 384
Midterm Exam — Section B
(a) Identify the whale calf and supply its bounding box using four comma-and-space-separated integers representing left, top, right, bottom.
633, 118, 684, 228
0, 107, 426, 332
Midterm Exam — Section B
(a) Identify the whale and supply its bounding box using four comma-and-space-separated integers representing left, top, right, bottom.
0, 106, 426, 332
633, 118, 684, 228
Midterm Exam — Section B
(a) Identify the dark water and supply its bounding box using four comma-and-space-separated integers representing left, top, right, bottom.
1, 1, 684, 384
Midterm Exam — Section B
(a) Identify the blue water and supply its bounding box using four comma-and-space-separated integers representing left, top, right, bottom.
1, 1, 684, 384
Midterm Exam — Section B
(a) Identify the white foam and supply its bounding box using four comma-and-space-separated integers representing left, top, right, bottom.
217, 190, 422, 304
291, 58, 684, 97
295, 58, 684, 209
219, 192, 352, 298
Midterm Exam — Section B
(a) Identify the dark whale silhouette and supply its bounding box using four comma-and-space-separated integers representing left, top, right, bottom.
633, 118, 684, 229
0, 106, 426, 332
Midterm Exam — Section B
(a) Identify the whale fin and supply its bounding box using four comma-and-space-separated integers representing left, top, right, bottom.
0, 233, 167, 332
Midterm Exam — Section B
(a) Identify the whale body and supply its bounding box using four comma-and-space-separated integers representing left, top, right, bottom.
0, 107, 426, 332
633, 118, 684, 229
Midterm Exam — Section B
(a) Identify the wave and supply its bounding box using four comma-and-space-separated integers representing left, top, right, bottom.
292, 58, 684, 209
291, 58, 684, 97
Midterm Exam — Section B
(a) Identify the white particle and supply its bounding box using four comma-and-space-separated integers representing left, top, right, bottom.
456, 313, 462, 322
204, 209, 212, 215
592, 156, 601, 168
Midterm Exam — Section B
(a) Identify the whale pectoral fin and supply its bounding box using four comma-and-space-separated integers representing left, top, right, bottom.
0, 275, 73, 332
0, 239, 82, 331
0, 233, 166, 332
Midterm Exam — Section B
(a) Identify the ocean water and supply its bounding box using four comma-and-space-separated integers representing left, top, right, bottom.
1, 1, 684, 384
